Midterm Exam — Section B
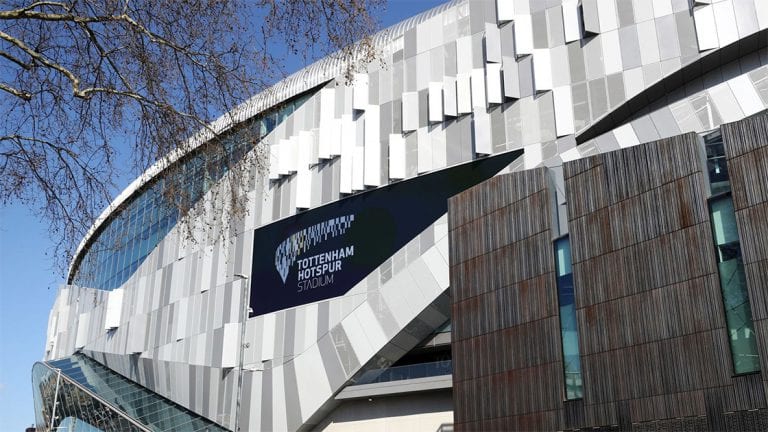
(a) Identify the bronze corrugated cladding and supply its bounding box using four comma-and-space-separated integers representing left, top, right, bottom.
450, 116, 768, 431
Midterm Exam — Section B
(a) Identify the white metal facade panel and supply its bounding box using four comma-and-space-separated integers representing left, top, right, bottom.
652, 0, 673, 18
443, 76, 458, 117
339, 116, 355, 194
319, 88, 336, 159
389, 133, 406, 179
457, 73, 473, 114
402, 92, 420, 132
533, 49, 553, 92
514, 15, 534, 55
562, 0, 581, 42
497, 0, 514, 22
601, 30, 623, 75
353, 73, 369, 110
553, 86, 575, 137
296, 135, 313, 209
471, 68, 487, 108
221, 322, 239, 368
428, 82, 444, 123
104, 289, 123, 330
597, 0, 619, 32
418, 127, 432, 173
485, 23, 502, 64
76, 312, 91, 349
613, 123, 641, 148
352, 146, 365, 191
364, 105, 382, 187
713, 1, 739, 47
728, 75, 764, 116
757, 0, 768, 30
486, 63, 503, 105
474, 111, 492, 155
693, 6, 719, 51
582, 0, 601, 34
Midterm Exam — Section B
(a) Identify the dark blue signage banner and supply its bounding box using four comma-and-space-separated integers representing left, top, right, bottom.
249, 150, 522, 316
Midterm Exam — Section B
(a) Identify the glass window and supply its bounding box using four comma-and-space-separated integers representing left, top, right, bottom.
554, 236, 583, 399
710, 195, 760, 374
705, 131, 730, 195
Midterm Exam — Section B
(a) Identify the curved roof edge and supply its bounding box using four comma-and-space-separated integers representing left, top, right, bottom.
68, 0, 464, 280
576, 27, 768, 144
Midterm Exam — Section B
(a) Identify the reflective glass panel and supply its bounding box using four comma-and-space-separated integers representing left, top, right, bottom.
710, 196, 760, 374
34, 354, 228, 432
71, 91, 313, 291
554, 236, 583, 399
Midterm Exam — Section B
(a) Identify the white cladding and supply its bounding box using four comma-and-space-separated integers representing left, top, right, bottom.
44, 1, 768, 432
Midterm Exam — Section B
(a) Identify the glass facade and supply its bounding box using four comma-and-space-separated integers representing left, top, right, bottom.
704, 131, 760, 375
71, 93, 312, 291
705, 131, 730, 195
33, 354, 227, 432
355, 360, 453, 385
709, 196, 760, 374
554, 236, 583, 400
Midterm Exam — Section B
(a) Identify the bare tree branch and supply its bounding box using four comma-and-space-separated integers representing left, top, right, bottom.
0, 82, 32, 100
1, 0, 384, 279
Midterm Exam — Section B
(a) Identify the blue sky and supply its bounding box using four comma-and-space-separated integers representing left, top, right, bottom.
0, 1, 445, 429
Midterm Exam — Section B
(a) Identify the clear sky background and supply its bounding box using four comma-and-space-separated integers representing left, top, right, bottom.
0, 1, 445, 429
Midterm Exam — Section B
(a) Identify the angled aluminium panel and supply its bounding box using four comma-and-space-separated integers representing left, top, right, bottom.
402, 92, 419, 132
729, 75, 764, 117
497, 0, 514, 22
296, 135, 313, 209
474, 110, 492, 155
713, 1, 739, 47
221, 322, 239, 368
562, 0, 581, 42
339, 116, 354, 194
353, 73, 369, 111
486, 63, 503, 105
389, 133, 406, 179
693, 8, 717, 50
268, 145, 280, 180
514, 14, 534, 56
417, 127, 432, 173
500, 21, 516, 59
329, 118, 342, 157
456, 36, 474, 74
428, 82, 444, 123
553, 86, 575, 137
278, 138, 297, 175
503, 57, 521, 99
652, 0, 673, 18
352, 146, 365, 191
532, 49, 553, 92
601, 30, 623, 75
75, 312, 91, 349
471, 68, 487, 108
758, 0, 768, 30
582, 0, 601, 35
364, 104, 382, 187
485, 23, 502, 64
444, 76, 458, 117
104, 289, 124, 330
613, 123, 640, 148
457, 72, 473, 114
597, 0, 619, 32
318, 88, 336, 159
637, 20, 662, 65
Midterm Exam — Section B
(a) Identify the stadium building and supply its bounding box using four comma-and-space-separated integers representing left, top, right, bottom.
33, 0, 768, 430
